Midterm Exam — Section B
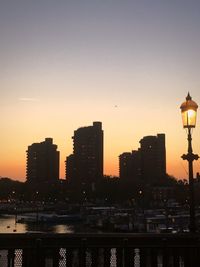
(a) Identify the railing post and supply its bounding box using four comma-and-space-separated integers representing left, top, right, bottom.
104, 247, 111, 267
194, 244, 200, 267
162, 238, 170, 267
162, 248, 170, 267
172, 252, 180, 267
7, 249, 15, 267
80, 238, 87, 267
183, 246, 198, 267
52, 248, 60, 267
183, 247, 190, 267
123, 238, 130, 267
150, 248, 157, 267
66, 248, 73, 267
91, 248, 98, 267
35, 238, 43, 267
116, 248, 123, 267
22, 248, 36, 267
140, 248, 147, 267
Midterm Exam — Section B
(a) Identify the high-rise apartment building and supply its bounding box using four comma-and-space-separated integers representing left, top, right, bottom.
66, 122, 103, 186
119, 150, 141, 180
26, 138, 59, 184
119, 134, 166, 184
140, 134, 166, 183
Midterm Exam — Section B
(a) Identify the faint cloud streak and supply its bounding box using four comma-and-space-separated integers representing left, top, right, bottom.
18, 97, 39, 102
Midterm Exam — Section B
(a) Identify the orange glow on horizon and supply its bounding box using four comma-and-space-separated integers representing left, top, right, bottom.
1, 140, 198, 182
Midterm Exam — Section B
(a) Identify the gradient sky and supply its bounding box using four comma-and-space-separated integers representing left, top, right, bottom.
1, 0, 200, 181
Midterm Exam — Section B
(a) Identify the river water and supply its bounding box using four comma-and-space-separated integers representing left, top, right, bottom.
0, 214, 75, 233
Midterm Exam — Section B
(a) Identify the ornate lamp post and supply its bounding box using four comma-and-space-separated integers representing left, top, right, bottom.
180, 93, 199, 233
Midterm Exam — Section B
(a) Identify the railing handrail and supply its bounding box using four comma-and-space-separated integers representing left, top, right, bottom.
0, 233, 200, 249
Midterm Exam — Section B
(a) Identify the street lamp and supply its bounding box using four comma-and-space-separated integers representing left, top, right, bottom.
180, 93, 199, 233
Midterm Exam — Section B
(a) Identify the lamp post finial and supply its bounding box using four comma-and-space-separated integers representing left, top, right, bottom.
186, 92, 192, 101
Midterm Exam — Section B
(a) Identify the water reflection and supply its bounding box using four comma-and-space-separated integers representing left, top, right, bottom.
54, 224, 73, 233
0, 215, 74, 233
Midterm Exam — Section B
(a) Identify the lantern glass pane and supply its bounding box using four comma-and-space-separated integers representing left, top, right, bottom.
182, 109, 197, 128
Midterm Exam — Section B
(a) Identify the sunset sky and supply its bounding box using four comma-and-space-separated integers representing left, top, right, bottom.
1, 0, 200, 181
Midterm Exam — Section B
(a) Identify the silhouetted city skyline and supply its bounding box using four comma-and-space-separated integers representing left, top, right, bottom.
24, 121, 169, 187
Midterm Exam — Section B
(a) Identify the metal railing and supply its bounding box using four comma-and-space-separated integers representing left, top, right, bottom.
0, 233, 200, 266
